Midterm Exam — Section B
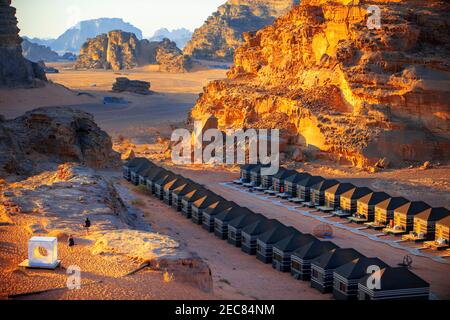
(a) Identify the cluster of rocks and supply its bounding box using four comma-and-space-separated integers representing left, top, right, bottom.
0, 107, 120, 177
0, 0, 46, 87
156, 39, 192, 73
183, 0, 296, 61
112, 77, 151, 95
191, 0, 450, 168
75, 30, 191, 72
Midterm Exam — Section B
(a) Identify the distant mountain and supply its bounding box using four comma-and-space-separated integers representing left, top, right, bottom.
149, 28, 192, 49
21, 39, 60, 62
22, 36, 55, 47
50, 18, 143, 53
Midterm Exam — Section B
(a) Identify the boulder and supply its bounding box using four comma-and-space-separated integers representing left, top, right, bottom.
0, 107, 120, 177
112, 77, 151, 95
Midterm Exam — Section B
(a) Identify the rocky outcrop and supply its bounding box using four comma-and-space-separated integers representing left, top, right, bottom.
75, 31, 189, 72
21, 39, 60, 62
156, 39, 192, 73
149, 28, 193, 49
191, 0, 450, 167
0, 0, 46, 87
112, 77, 151, 95
0, 107, 120, 177
183, 0, 296, 61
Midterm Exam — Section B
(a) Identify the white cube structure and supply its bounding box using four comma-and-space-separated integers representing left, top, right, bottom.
27, 237, 59, 269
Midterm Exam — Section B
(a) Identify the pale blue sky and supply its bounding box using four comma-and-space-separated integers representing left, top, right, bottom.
13, 0, 224, 38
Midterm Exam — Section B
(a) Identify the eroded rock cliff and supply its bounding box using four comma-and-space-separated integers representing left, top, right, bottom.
0, 107, 120, 177
156, 39, 192, 73
191, 0, 450, 167
0, 0, 46, 87
184, 0, 296, 61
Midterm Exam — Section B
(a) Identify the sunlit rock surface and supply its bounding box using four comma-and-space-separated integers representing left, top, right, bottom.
191, 0, 450, 167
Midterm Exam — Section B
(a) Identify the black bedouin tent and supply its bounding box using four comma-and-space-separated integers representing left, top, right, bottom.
337, 187, 373, 217
190, 193, 223, 225
410, 207, 450, 241
130, 159, 153, 185
358, 267, 430, 300
310, 248, 365, 293
351, 192, 392, 223
284, 172, 311, 198
291, 241, 339, 281
214, 207, 254, 240
256, 225, 301, 264
386, 201, 431, 235
249, 164, 270, 188
272, 169, 298, 194
238, 164, 259, 184
323, 183, 356, 211
241, 219, 283, 255
154, 172, 178, 200
272, 233, 318, 272
145, 166, 169, 194
310, 179, 340, 207
203, 201, 238, 232
295, 176, 325, 203
227, 213, 265, 247
123, 157, 149, 181
373, 196, 410, 229
171, 181, 203, 212
333, 257, 388, 300
163, 175, 189, 205
181, 188, 211, 218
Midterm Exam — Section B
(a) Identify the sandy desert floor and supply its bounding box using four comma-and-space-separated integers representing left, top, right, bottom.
0, 62, 226, 137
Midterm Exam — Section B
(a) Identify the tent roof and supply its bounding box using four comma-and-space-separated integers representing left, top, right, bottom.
312, 248, 365, 269
395, 201, 431, 216
229, 213, 265, 229
375, 197, 410, 211
273, 168, 297, 180
193, 193, 222, 209
285, 172, 311, 184
415, 207, 450, 222
311, 179, 340, 192
358, 192, 391, 206
214, 207, 254, 223
182, 188, 211, 202
341, 187, 373, 200
296, 176, 325, 188
133, 161, 154, 175
324, 183, 356, 196
292, 241, 339, 260
437, 215, 450, 228
145, 167, 168, 180
172, 182, 203, 196
203, 200, 237, 215
155, 172, 177, 185
358, 267, 430, 291
257, 225, 301, 244
125, 157, 150, 168
273, 233, 317, 252
163, 175, 188, 190
250, 164, 271, 174
334, 257, 388, 279
242, 218, 281, 235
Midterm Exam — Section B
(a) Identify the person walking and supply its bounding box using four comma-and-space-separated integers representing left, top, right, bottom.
84, 217, 91, 235
68, 235, 75, 248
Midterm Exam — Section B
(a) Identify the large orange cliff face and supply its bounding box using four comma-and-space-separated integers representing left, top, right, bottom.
191, 0, 450, 167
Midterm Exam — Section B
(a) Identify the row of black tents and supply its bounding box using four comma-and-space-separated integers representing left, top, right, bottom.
237, 164, 450, 249
123, 158, 430, 300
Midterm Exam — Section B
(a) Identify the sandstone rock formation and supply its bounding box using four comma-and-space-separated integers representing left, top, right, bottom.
75, 31, 189, 72
184, 0, 296, 61
0, 0, 46, 87
21, 39, 60, 62
0, 107, 120, 177
112, 77, 151, 95
191, 0, 450, 167
156, 39, 192, 73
